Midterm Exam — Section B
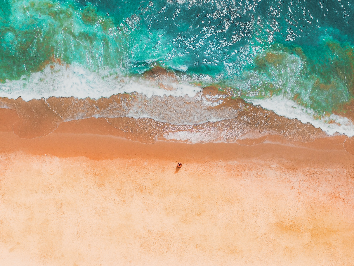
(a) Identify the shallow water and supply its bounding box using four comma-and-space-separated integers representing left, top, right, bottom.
1, 0, 354, 141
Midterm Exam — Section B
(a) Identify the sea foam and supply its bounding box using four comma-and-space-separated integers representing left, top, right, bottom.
0, 63, 201, 101
248, 95, 354, 137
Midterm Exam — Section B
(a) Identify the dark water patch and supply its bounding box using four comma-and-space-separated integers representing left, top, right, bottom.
0, 0, 128, 81
236, 41, 354, 115
335, 99, 354, 122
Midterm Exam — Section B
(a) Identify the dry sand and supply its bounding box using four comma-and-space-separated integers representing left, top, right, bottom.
0, 108, 354, 265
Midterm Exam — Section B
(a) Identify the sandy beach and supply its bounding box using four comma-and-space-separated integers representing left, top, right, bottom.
1, 107, 354, 265
2, 0, 354, 264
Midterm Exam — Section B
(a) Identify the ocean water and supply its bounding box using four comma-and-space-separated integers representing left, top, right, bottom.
1, 0, 354, 140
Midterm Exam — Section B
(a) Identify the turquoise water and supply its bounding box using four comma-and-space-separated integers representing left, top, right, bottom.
1, 0, 354, 115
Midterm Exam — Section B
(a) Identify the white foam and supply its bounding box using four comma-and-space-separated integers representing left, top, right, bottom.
164, 130, 217, 144
0, 63, 201, 101
163, 126, 244, 143
248, 95, 354, 137
201, 94, 225, 107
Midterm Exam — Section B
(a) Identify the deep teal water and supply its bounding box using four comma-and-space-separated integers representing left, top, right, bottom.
1, 0, 354, 114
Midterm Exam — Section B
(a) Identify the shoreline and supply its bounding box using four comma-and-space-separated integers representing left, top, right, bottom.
1, 107, 353, 165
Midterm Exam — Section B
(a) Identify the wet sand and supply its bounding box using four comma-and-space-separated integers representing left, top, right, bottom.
1, 107, 354, 265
